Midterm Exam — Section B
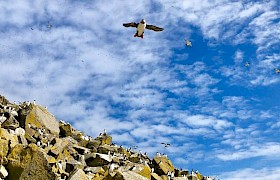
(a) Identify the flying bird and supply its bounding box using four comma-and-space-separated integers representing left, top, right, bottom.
161, 143, 170, 147
123, 19, 164, 39
185, 39, 192, 47
275, 68, 280, 74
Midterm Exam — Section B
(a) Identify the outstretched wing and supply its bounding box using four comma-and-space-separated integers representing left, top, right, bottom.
146, 24, 164, 31
123, 22, 138, 28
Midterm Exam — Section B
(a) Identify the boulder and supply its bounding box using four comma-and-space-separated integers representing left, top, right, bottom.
129, 153, 141, 163
23, 105, 59, 135
151, 173, 162, 180
49, 138, 69, 156
0, 139, 9, 165
0, 95, 10, 105
153, 156, 175, 175
0, 128, 19, 149
84, 166, 105, 174
18, 150, 56, 180
56, 149, 76, 163
188, 174, 198, 180
73, 144, 90, 155
68, 168, 88, 180
1, 115, 19, 129
85, 153, 112, 167
104, 171, 124, 180
86, 139, 100, 149
132, 164, 151, 179
97, 144, 118, 154
59, 121, 75, 137
95, 134, 112, 145
121, 170, 150, 180
6, 144, 38, 179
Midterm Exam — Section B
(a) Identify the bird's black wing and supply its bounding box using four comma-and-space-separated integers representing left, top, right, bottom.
146, 24, 164, 31
123, 22, 138, 28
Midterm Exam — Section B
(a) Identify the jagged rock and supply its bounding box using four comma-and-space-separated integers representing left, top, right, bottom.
73, 144, 90, 155
24, 132, 37, 144
188, 174, 198, 180
0, 128, 19, 149
196, 172, 204, 180
129, 153, 141, 163
56, 149, 76, 163
85, 153, 112, 167
86, 139, 100, 149
95, 133, 112, 145
151, 173, 162, 180
49, 138, 69, 156
0, 165, 8, 179
59, 121, 75, 137
18, 150, 56, 180
97, 144, 118, 154
0, 139, 9, 165
153, 156, 175, 175
120, 170, 150, 180
68, 168, 88, 180
84, 166, 105, 174
104, 171, 124, 180
0, 95, 10, 105
175, 169, 188, 177
6, 144, 38, 179
23, 105, 59, 135
1, 115, 19, 129
160, 175, 169, 180
132, 164, 151, 179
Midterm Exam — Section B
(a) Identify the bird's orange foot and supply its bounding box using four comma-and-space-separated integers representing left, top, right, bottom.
141, 34, 144, 39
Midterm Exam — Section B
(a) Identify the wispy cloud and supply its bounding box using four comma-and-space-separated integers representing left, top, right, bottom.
219, 167, 280, 180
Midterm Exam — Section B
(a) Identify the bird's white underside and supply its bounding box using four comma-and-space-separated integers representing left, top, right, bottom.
137, 23, 146, 36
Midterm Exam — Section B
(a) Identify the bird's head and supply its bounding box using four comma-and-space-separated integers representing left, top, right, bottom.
141, 19, 146, 24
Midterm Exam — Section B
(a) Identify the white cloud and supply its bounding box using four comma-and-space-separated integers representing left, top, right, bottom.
219, 167, 280, 180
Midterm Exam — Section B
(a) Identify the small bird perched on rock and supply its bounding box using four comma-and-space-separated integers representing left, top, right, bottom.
123, 19, 164, 39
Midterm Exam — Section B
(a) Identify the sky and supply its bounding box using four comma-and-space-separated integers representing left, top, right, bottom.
0, 0, 279, 179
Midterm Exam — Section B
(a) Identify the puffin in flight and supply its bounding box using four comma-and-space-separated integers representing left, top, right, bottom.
185, 39, 192, 47
123, 19, 164, 38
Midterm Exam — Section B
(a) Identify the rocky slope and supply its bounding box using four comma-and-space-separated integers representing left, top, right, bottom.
0, 95, 212, 180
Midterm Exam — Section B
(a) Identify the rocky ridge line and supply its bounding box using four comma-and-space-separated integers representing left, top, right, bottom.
0, 95, 213, 180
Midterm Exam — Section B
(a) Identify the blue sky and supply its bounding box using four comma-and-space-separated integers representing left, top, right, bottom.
0, 0, 279, 179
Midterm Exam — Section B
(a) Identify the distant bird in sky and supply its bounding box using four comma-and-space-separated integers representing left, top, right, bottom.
275, 68, 280, 74
161, 143, 170, 147
185, 39, 192, 47
123, 19, 164, 39
245, 62, 250, 67
47, 22, 52, 29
